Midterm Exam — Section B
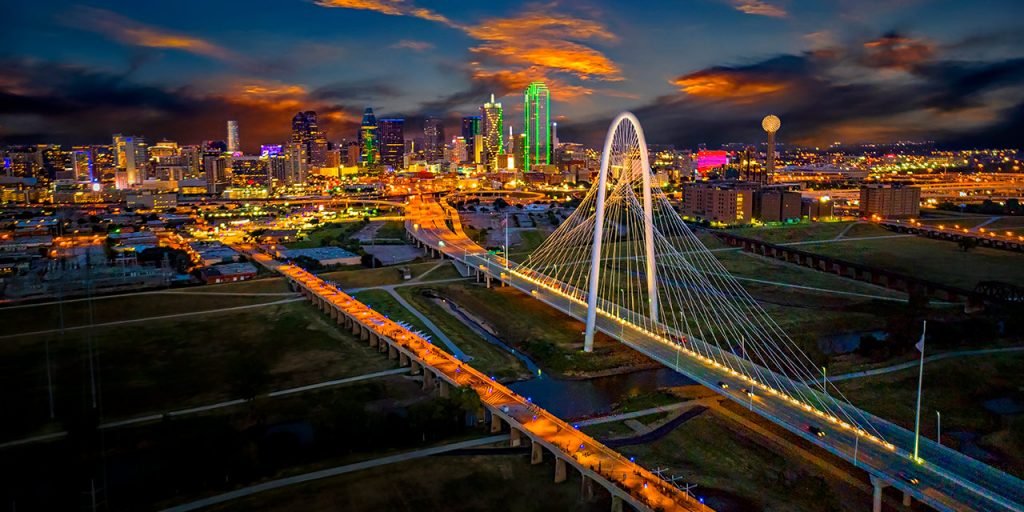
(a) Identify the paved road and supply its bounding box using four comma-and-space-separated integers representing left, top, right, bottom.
0, 297, 305, 339
826, 346, 1024, 383
161, 435, 511, 512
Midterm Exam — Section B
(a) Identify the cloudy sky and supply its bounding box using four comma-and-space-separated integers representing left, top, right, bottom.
2, 0, 1023, 150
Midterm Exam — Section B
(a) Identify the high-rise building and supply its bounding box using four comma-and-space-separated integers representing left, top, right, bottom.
227, 120, 240, 153
859, 184, 921, 218
378, 118, 405, 169
291, 111, 328, 168
461, 116, 482, 163
481, 95, 503, 170
113, 134, 147, 187
423, 117, 445, 162
230, 156, 269, 186
524, 82, 552, 171
71, 147, 93, 182
284, 143, 308, 185
358, 107, 378, 166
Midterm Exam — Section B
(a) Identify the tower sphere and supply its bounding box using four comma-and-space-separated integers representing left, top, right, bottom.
762, 114, 781, 133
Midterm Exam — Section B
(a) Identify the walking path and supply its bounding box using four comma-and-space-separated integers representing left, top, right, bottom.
826, 346, 1024, 383
0, 298, 305, 339
160, 435, 509, 512
834, 222, 862, 239
0, 368, 409, 450
382, 288, 469, 361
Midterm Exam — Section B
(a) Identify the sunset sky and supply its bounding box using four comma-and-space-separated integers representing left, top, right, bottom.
3, 0, 1023, 150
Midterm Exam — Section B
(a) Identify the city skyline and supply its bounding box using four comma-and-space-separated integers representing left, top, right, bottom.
3, 1, 1024, 150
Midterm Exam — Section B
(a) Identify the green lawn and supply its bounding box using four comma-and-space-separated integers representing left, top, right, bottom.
728, 222, 852, 244
376, 220, 407, 240
0, 300, 394, 440
837, 353, 1024, 478
616, 409, 863, 511
320, 261, 441, 289
0, 291, 294, 336
412, 261, 465, 282
395, 285, 529, 379
350, 289, 431, 334
403, 282, 655, 377
798, 235, 1024, 289
284, 221, 366, 249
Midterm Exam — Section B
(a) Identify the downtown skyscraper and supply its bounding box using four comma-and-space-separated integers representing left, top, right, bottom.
378, 118, 405, 169
226, 120, 239, 153
481, 94, 503, 170
524, 82, 552, 171
358, 107, 378, 166
291, 111, 328, 168
461, 116, 482, 163
423, 117, 444, 163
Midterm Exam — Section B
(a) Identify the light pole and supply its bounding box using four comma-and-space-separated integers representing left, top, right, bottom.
913, 320, 927, 461
936, 410, 942, 446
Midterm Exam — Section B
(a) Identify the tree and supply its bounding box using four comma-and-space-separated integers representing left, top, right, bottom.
958, 237, 978, 252
493, 197, 509, 210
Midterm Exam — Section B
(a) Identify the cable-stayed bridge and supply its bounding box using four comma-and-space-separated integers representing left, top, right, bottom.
406, 113, 1024, 512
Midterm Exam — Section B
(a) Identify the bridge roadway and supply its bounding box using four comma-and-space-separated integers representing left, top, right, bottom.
405, 196, 1024, 512
242, 249, 704, 512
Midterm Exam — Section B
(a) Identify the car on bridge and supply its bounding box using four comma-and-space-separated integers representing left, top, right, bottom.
805, 425, 827, 438
717, 381, 729, 389
898, 471, 920, 486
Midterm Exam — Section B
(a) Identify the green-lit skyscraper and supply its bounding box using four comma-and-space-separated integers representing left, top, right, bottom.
481, 94, 504, 170
524, 82, 551, 171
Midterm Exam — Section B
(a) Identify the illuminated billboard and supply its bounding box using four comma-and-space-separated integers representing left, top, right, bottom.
697, 150, 728, 172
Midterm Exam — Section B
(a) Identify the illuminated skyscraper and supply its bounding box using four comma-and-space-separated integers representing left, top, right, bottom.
378, 118, 405, 169
113, 134, 147, 187
358, 107, 378, 166
423, 117, 444, 162
227, 120, 239, 153
524, 82, 552, 171
481, 94, 503, 169
461, 116, 482, 163
291, 111, 328, 168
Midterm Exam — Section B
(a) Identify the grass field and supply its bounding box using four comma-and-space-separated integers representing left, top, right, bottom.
321, 261, 443, 289
395, 284, 529, 379
402, 282, 655, 377
0, 300, 394, 440
615, 408, 866, 512
0, 290, 296, 337
837, 353, 1024, 478
728, 222, 852, 244
350, 289, 432, 334
798, 234, 1024, 289
284, 221, 367, 249
201, 454, 600, 512
376, 220, 407, 240
169, 277, 293, 294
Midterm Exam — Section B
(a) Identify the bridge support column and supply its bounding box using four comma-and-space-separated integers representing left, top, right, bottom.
486, 275, 492, 288
611, 495, 624, 512
509, 428, 521, 447
399, 352, 409, 367
554, 458, 567, 483
388, 344, 398, 360
439, 380, 450, 398
410, 361, 421, 375
490, 413, 502, 433
902, 492, 911, 507
422, 370, 434, 391
580, 474, 595, 501
870, 475, 889, 512
531, 440, 543, 464
367, 330, 376, 347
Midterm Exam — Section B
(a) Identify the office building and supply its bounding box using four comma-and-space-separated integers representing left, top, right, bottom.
291, 111, 328, 168
859, 184, 921, 218
378, 118, 405, 169
227, 120, 240, 153
481, 94, 504, 170
681, 181, 756, 224
358, 107, 378, 166
524, 82, 552, 171
113, 134, 147, 188
424, 117, 444, 162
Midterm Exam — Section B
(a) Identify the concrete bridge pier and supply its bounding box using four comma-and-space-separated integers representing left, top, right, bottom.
439, 380, 450, 398
509, 428, 521, 447
870, 475, 889, 512
486, 275, 492, 288
902, 492, 912, 507
580, 474, 595, 501
409, 360, 421, 375
388, 344, 398, 360
367, 329, 376, 347
611, 495, 624, 512
399, 352, 410, 367
490, 413, 502, 433
531, 440, 544, 464
554, 457, 567, 483
422, 370, 435, 391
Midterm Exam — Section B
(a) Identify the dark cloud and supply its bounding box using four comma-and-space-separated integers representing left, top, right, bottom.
0, 59, 359, 150
311, 79, 403, 102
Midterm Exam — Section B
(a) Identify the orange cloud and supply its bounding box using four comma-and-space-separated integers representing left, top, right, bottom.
731, 0, 787, 18
471, 66, 594, 101
671, 70, 788, 101
314, 0, 456, 26
78, 7, 235, 61
862, 34, 935, 70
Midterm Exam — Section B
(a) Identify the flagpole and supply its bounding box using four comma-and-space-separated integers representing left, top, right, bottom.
913, 320, 927, 461
504, 211, 509, 270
